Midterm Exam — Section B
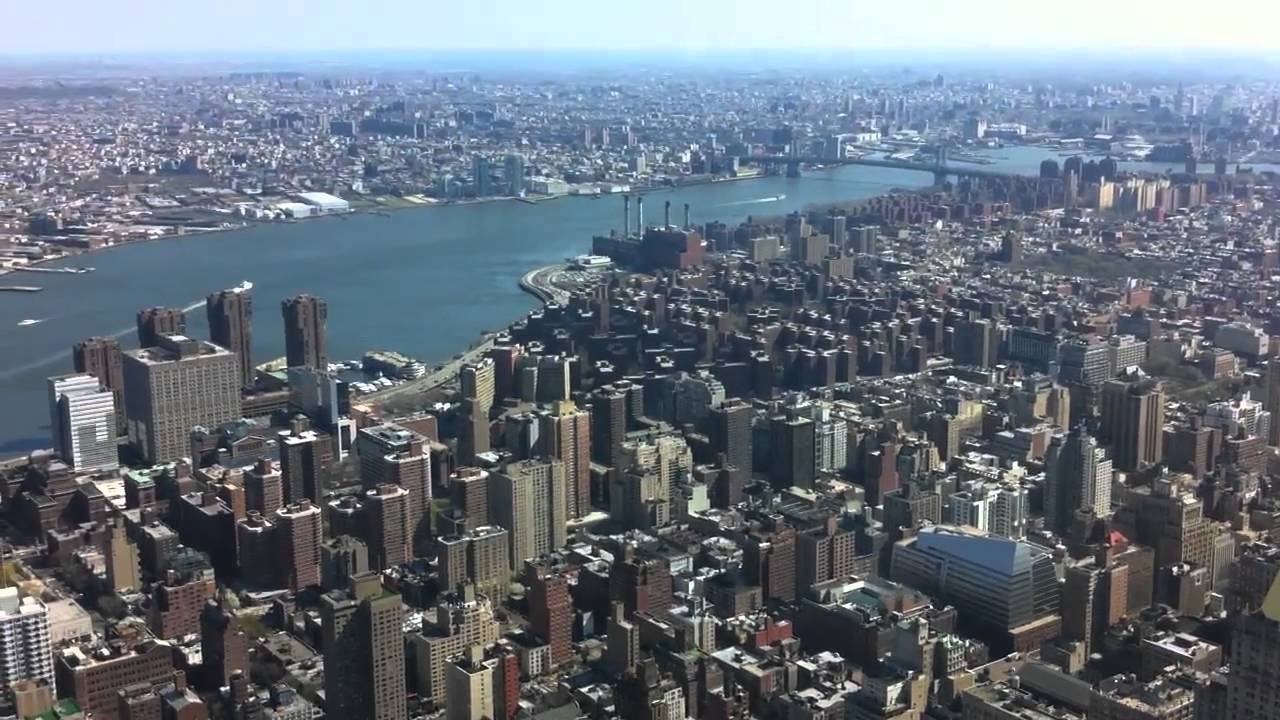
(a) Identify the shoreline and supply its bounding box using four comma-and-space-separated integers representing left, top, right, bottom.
5, 172, 773, 273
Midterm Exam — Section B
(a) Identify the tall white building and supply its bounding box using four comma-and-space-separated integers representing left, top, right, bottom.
445, 646, 495, 720
0, 588, 53, 688
1044, 428, 1113, 535
1204, 392, 1271, 442
48, 374, 118, 472
613, 435, 693, 530
950, 490, 993, 532
991, 484, 1030, 538
493, 459, 568, 570
1107, 334, 1148, 377
816, 409, 848, 473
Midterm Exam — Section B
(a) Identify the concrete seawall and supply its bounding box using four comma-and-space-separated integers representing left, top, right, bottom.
519, 264, 569, 304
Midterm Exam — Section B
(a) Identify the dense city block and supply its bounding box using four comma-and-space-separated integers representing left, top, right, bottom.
3, 59, 1280, 720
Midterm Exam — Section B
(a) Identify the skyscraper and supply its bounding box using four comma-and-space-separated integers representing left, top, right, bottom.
472, 155, 492, 197
321, 535, 370, 592
278, 422, 333, 504
446, 646, 496, 720
1101, 376, 1166, 472
275, 500, 322, 592
1228, 572, 1280, 719
135, 307, 186, 349
47, 374, 118, 472
953, 317, 998, 368
72, 337, 126, 434
535, 355, 572, 403
525, 559, 573, 667
363, 484, 410, 571
743, 523, 797, 603
504, 153, 525, 196
1044, 426, 1113, 535
437, 526, 510, 602
410, 586, 500, 705
493, 459, 568, 571
321, 573, 406, 720
0, 588, 53, 688
612, 435, 693, 530
122, 336, 241, 464
769, 415, 815, 490
244, 458, 284, 517
591, 385, 628, 469
1266, 360, 1280, 447
105, 517, 141, 593
539, 400, 591, 519
460, 397, 490, 465
708, 398, 753, 482
448, 467, 492, 530
281, 294, 327, 370
460, 358, 496, 416
357, 423, 431, 556
1113, 474, 1216, 573
200, 601, 250, 688
148, 558, 216, 640
206, 284, 254, 389
606, 603, 638, 676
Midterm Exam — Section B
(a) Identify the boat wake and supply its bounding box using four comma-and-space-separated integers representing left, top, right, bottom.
0, 294, 207, 382
718, 194, 786, 207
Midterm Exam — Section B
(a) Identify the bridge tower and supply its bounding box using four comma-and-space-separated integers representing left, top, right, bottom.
932, 144, 949, 186
786, 160, 802, 178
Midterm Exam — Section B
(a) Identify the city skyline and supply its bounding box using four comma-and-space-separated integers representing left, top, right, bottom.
4, 29, 1280, 720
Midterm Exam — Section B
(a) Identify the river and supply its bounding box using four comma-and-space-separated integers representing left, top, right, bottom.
3, 146, 1275, 453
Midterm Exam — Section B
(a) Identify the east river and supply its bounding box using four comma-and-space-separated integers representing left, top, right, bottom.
2, 146, 1276, 452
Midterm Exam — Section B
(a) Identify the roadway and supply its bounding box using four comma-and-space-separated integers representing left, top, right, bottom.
520, 263, 584, 305
363, 263, 584, 407
744, 154, 1025, 180
361, 335, 498, 405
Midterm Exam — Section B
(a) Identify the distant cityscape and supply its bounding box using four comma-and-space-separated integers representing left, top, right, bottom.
2, 58, 1280, 720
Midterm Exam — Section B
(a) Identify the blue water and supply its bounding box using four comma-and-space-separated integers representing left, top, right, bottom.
5, 145, 1271, 453
0, 165, 931, 452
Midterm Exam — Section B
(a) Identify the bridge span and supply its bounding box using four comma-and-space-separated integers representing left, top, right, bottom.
743, 154, 1027, 183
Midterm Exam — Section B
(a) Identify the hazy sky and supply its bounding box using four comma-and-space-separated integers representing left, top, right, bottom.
9, 0, 1280, 56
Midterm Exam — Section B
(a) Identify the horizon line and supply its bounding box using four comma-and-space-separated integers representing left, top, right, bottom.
6, 45, 1280, 61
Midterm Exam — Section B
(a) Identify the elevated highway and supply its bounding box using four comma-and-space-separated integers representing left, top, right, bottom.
743, 153, 1027, 183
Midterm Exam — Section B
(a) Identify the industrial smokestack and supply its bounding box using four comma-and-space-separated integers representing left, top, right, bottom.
683, 203, 690, 228
623, 195, 631, 236
664, 200, 671, 227
637, 196, 644, 231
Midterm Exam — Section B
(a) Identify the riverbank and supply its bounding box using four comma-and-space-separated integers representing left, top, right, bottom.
0, 159, 950, 450
3, 177, 734, 274
518, 264, 567, 304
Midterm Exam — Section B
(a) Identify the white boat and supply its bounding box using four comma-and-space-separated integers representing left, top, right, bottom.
17, 319, 41, 327
232, 280, 253, 292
